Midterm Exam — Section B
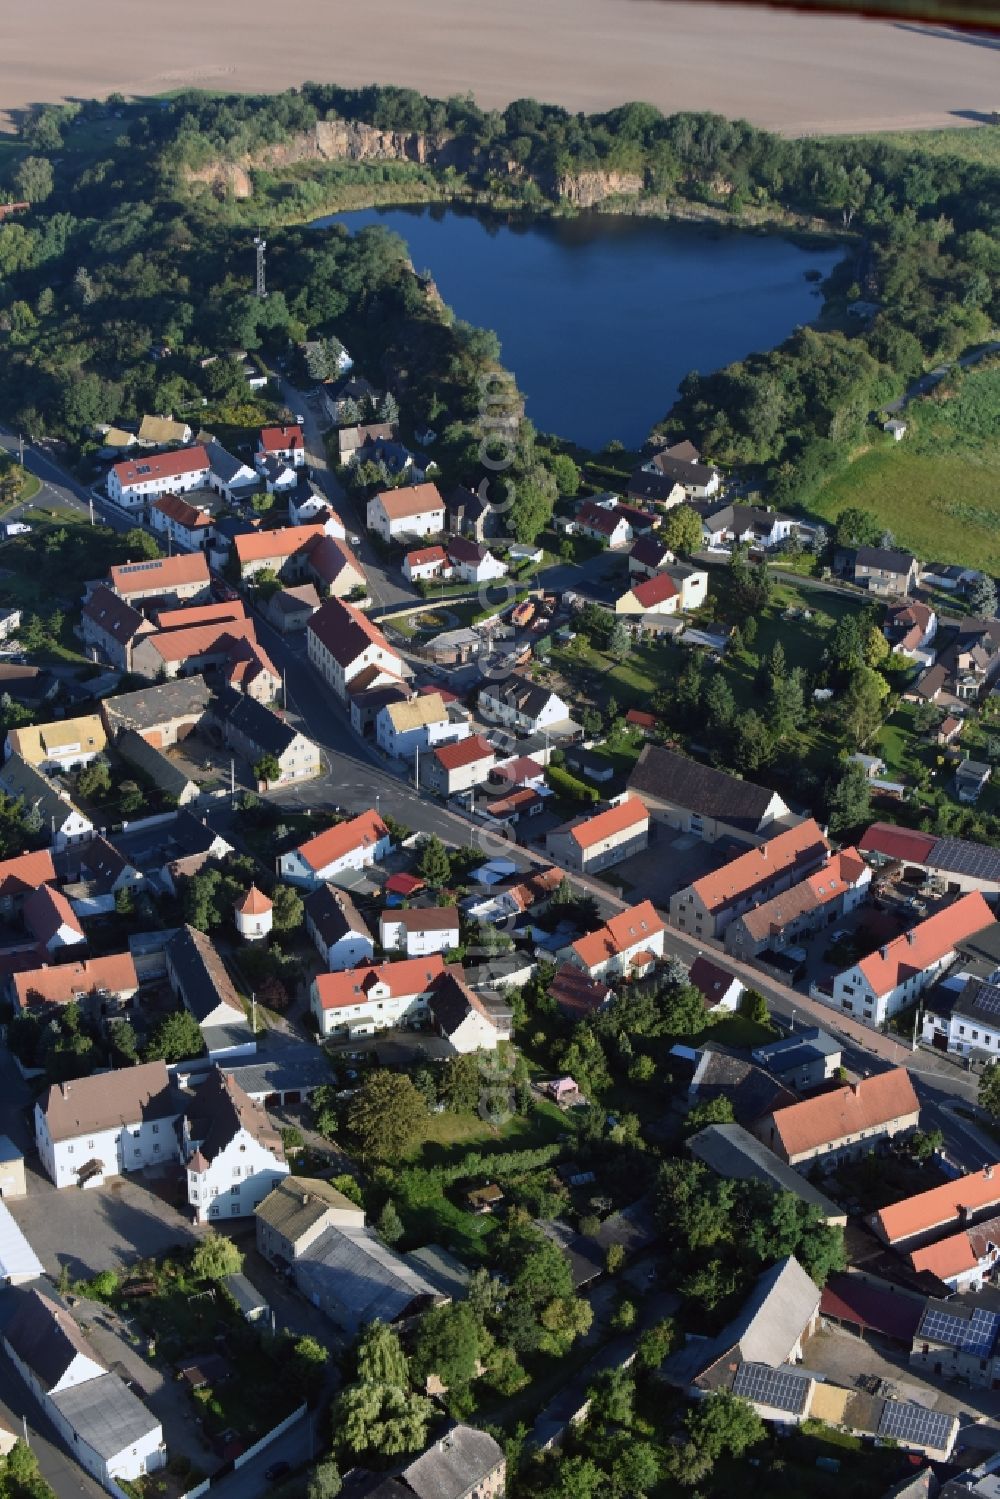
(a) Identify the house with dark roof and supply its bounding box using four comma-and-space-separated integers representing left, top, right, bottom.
853, 547, 920, 597
640, 447, 720, 498
751, 1027, 841, 1091
688, 1049, 797, 1125
80, 585, 154, 670
304, 884, 375, 970
688, 955, 745, 1013
101, 674, 213, 746
293, 1216, 443, 1335
265, 584, 321, 635
401, 1426, 505, 1499
210, 687, 321, 784
446, 484, 493, 543
628, 743, 792, 845
166, 924, 247, 1045
478, 673, 570, 734
118, 728, 200, 805
0, 756, 93, 850
688, 1122, 846, 1224
307, 598, 407, 701
548, 963, 613, 1021
428, 969, 507, 1053
182, 1068, 287, 1223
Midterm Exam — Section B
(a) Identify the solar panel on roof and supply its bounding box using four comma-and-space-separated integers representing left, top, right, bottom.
931, 838, 1000, 882
877, 1400, 953, 1451
920, 1304, 1000, 1357
972, 983, 1000, 1019
732, 1361, 811, 1414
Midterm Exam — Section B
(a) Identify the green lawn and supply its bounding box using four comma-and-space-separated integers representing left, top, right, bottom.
809, 364, 1000, 571
839, 125, 1000, 168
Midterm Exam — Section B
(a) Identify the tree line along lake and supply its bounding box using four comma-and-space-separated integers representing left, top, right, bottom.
313, 203, 845, 449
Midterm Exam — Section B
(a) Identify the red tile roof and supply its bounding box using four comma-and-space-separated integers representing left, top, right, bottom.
434, 734, 495, 771
147, 618, 257, 664
295, 809, 390, 874
874, 1165, 1000, 1246
155, 601, 246, 631
314, 955, 446, 1011
404, 545, 448, 569
259, 425, 303, 454
690, 819, 829, 915
858, 822, 937, 865
0, 849, 56, 903
14, 952, 138, 1009
235, 525, 325, 565
238, 885, 272, 916
739, 847, 868, 942
768, 1068, 920, 1159
819, 1273, 923, 1343
571, 899, 664, 970
374, 482, 445, 522
577, 501, 627, 536
856, 892, 994, 998
689, 955, 741, 1007
109, 552, 210, 596
111, 445, 210, 486
384, 873, 425, 897
549, 962, 613, 1019
626, 709, 658, 730
909, 1233, 979, 1282
557, 796, 649, 851
152, 493, 213, 528
631, 573, 679, 608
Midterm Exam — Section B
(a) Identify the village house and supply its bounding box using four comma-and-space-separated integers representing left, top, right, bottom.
101, 675, 212, 747
614, 572, 681, 617
626, 470, 686, 508
234, 886, 272, 944
402, 545, 452, 584
304, 884, 375, 971
23, 885, 85, 955
183, 1069, 288, 1223
694, 501, 795, 551
628, 743, 793, 845
255, 1175, 365, 1265
447, 484, 494, 543
106, 446, 211, 508
545, 796, 650, 875
575, 499, 634, 550
921, 976, 1000, 1060
35, 1060, 181, 1190
79, 586, 154, 671
401, 1427, 506, 1499
106, 551, 211, 606
305, 535, 367, 599
376, 692, 467, 762
212, 688, 321, 785
129, 616, 255, 681
64, 834, 144, 905
149, 492, 215, 551
859, 821, 1000, 898
0, 756, 93, 849
278, 808, 392, 888
366, 482, 446, 543
723, 847, 871, 961
873, 1166, 1000, 1257
548, 964, 614, 1022
907, 1212, 1000, 1292
641, 445, 720, 498
380, 907, 461, 958
422, 734, 497, 799
6, 715, 107, 774
166, 924, 248, 1049
478, 673, 571, 734
428, 968, 506, 1053
628, 533, 674, 578
265, 584, 321, 634
256, 424, 305, 469
222, 635, 282, 704
688, 955, 745, 1013
259, 456, 299, 494
751, 1028, 842, 1092
285, 1204, 443, 1335
565, 899, 666, 980
138, 414, 191, 447
670, 818, 830, 940
307, 598, 407, 702
910, 1297, 1000, 1389
446, 537, 508, 584
815, 891, 995, 1028
288, 487, 346, 535
852, 546, 920, 597
204, 439, 258, 504
13, 952, 139, 1015
4, 1290, 165, 1489
337, 421, 397, 465
754, 1067, 920, 1170
883, 601, 937, 663
311, 955, 447, 1038
0, 849, 56, 916
233, 524, 326, 582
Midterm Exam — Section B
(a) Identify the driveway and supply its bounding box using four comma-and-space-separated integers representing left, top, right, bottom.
6, 1166, 199, 1280
612, 829, 741, 908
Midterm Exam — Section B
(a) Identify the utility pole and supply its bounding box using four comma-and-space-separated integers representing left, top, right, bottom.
414, 741, 420, 791
21, 1415, 29, 1448
282, 668, 287, 712
251, 992, 257, 1032
254, 233, 267, 299
230, 757, 235, 798
912, 1004, 921, 1052
17, 432, 24, 465
88, 496, 94, 526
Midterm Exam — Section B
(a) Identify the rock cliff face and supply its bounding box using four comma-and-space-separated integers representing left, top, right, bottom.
555, 170, 645, 207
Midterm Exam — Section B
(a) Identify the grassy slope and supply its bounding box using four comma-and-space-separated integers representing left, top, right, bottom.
808, 364, 1000, 572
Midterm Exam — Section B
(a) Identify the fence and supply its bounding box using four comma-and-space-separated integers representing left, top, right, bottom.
177, 1480, 211, 1499
232, 1403, 307, 1471
120, 810, 179, 834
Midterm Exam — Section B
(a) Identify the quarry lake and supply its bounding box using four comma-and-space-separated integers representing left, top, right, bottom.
315, 203, 844, 449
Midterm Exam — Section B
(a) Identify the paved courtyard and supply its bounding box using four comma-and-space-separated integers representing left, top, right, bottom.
806, 1323, 1000, 1424
7, 1163, 199, 1280
614, 829, 742, 909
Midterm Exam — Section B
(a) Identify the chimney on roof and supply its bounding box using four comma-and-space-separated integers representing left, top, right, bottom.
986, 1166, 994, 1181
880, 945, 888, 960
850, 1081, 861, 1096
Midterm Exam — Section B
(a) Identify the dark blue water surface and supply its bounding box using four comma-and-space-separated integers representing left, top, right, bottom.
314, 203, 842, 449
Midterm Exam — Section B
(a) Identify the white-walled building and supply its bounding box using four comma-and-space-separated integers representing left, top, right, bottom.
478, 674, 570, 734
566, 900, 666, 980
307, 599, 407, 702
0, 756, 94, 849
379, 907, 461, 957
106, 446, 211, 508
366, 482, 445, 542
256, 425, 305, 469
34, 1061, 181, 1191
4, 1290, 165, 1490
183, 1069, 288, 1224
446, 538, 508, 584
311, 955, 447, 1038
813, 891, 995, 1028
304, 884, 375, 971
235, 885, 273, 942
278, 809, 392, 888
546, 796, 650, 874
149, 493, 214, 552
402, 545, 451, 584
422, 735, 496, 798
376, 693, 468, 761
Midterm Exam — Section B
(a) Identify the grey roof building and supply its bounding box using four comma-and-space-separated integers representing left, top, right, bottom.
212, 687, 300, 757
49, 1371, 161, 1460
166, 924, 245, 1030
401, 1425, 505, 1499
102, 676, 213, 737
118, 729, 200, 805
688, 1122, 847, 1224
294, 1222, 444, 1334
628, 743, 791, 841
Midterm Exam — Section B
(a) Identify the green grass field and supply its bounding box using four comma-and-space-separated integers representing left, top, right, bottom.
838, 125, 1000, 168
809, 364, 1000, 571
